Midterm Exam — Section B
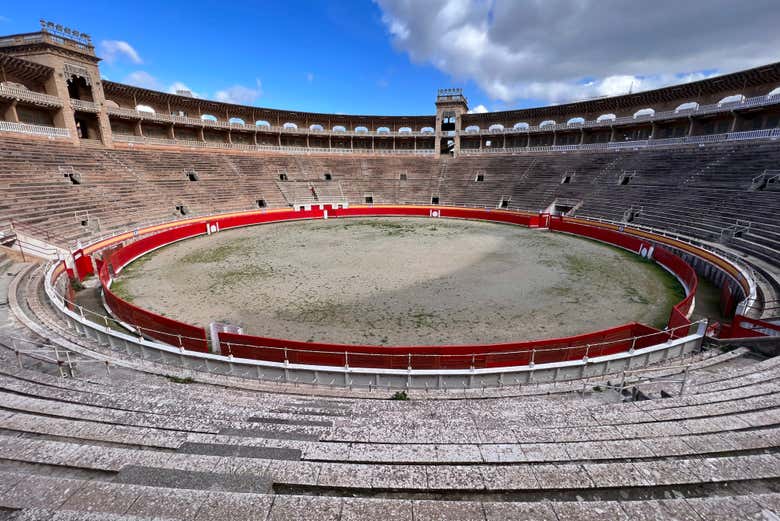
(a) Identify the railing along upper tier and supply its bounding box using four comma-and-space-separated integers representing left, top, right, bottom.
104, 91, 780, 136
0, 30, 94, 54
0, 84, 63, 107
462, 92, 780, 135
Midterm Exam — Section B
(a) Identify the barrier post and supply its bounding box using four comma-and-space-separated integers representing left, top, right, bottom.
344, 351, 349, 370
680, 366, 690, 396
583, 344, 590, 362
530, 349, 535, 368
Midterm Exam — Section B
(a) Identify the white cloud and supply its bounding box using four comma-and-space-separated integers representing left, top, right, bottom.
468, 104, 488, 114
124, 71, 159, 90
167, 82, 200, 98
376, 0, 780, 105
215, 79, 263, 105
100, 40, 143, 65
306, 72, 315, 83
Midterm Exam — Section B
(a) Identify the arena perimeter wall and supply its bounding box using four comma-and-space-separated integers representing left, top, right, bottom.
62, 205, 710, 369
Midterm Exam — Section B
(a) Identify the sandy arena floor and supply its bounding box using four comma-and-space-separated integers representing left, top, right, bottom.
113, 217, 682, 345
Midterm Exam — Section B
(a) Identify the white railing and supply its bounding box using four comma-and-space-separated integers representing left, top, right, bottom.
42, 258, 706, 390
113, 134, 435, 155
0, 84, 63, 107
461, 92, 780, 136
459, 128, 780, 155
0, 120, 70, 139
104, 106, 435, 137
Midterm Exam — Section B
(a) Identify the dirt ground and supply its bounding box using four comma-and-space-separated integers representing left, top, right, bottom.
113, 217, 683, 346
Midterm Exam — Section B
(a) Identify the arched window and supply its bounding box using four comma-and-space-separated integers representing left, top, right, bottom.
283, 122, 298, 129
633, 108, 655, 118
399, 126, 412, 133
355, 126, 368, 133
675, 102, 699, 112
539, 120, 556, 128
513, 122, 529, 130
465, 125, 480, 133
421, 126, 434, 134
136, 104, 155, 114
255, 120, 271, 127
201, 114, 217, 122
377, 126, 390, 134
332, 125, 346, 132
596, 113, 616, 122
768, 87, 780, 98
310, 124, 324, 131
488, 124, 504, 132
718, 94, 745, 106
229, 117, 245, 125
567, 117, 585, 126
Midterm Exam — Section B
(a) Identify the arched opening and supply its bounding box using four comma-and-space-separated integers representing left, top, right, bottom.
355, 126, 368, 133
441, 111, 456, 132
567, 117, 585, 126
633, 108, 655, 119
488, 124, 504, 132
104, 100, 119, 109
255, 120, 271, 128
421, 126, 434, 134
377, 126, 390, 134
675, 102, 699, 112
539, 120, 556, 128
201, 114, 217, 122
718, 94, 745, 106
596, 113, 616, 122
332, 125, 346, 132
768, 87, 780, 98
136, 104, 155, 114
465, 125, 480, 133
310, 124, 324, 131
229, 117, 245, 125
283, 122, 298, 129
399, 127, 412, 133
513, 122, 529, 130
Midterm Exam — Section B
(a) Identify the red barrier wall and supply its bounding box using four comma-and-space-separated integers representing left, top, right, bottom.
719, 314, 780, 339
71, 206, 706, 368
549, 216, 698, 338
219, 321, 659, 370
98, 223, 210, 352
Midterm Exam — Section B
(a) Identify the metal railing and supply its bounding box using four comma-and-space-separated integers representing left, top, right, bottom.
461, 92, 780, 136
47, 273, 705, 370
459, 128, 780, 155
113, 134, 436, 155
1, 334, 111, 378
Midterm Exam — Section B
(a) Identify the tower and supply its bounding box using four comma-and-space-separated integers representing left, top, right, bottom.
1, 20, 112, 146
434, 88, 468, 156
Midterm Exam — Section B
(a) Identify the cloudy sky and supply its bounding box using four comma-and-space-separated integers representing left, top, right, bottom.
2, 1, 779, 114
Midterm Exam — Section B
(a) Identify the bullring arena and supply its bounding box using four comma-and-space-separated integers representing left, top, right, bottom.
0, 18, 779, 521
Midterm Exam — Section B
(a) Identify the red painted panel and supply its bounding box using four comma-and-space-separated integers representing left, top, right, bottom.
72, 249, 94, 281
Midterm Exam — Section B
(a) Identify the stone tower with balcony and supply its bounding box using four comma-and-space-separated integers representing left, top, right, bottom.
434, 88, 469, 156
0, 20, 113, 146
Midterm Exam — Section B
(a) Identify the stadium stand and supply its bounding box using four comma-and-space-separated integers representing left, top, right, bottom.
0, 19, 778, 519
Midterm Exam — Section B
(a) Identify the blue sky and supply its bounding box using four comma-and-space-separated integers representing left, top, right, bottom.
2, 1, 779, 116
1, 1, 474, 115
